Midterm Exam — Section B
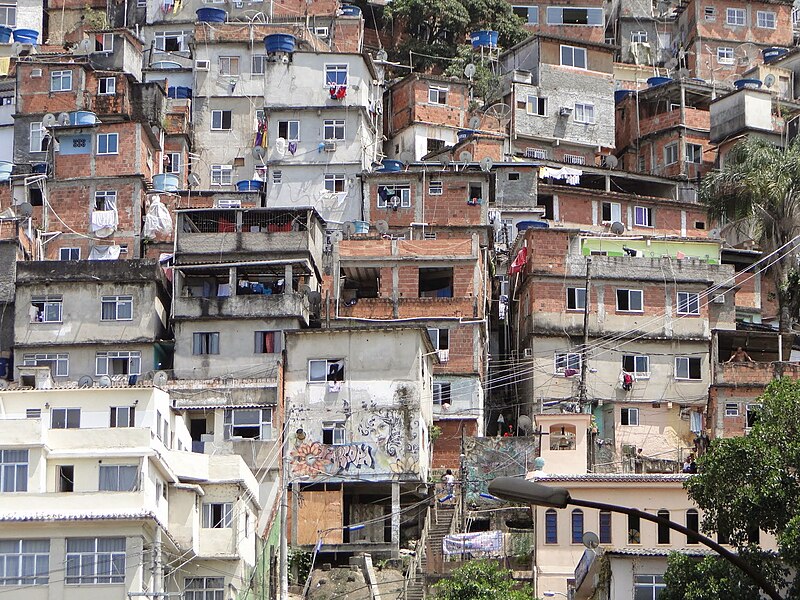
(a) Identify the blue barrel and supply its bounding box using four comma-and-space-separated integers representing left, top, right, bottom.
32, 163, 47, 174
0, 26, 11, 43
734, 79, 762, 90
168, 86, 192, 98
196, 7, 227, 22
236, 179, 263, 192
264, 34, 296, 54
470, 30, 498, 49
614, 89, 633, 103
516, 220, 549, 231
12, 29, 38, 44
353, 220, 369, 234
340, 4, 361, 15
0, 161, 11, 182
377, 159, 403, 172
153, 173, 180, 191
647, 76, 672, 87
0, 357, 8, 379
763, 47, 788, 63
457, 129, 475, 142
69, 111, 97, 125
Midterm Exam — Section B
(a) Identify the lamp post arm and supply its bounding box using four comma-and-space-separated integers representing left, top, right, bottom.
566, 496, 783, 600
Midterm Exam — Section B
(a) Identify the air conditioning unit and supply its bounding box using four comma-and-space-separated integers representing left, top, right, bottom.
31, 68, 42, 78
437, 349, 450, 363
712, 294, 725, 304
215, 198, 241, 208
323, 141, 337, 152
559, 106, 573, 117
195, 60, 210, 71
523, 348, 533, 358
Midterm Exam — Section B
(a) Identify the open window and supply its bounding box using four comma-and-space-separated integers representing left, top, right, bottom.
549, 424, 576, 450
341, 266, 380, 300
419, 267, 453, 298
224, 408, 273, 440
309, 359, 345, 382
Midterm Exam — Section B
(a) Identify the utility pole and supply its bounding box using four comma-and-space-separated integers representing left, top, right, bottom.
578, 258, 592, 407
459, 426, 467, 532
279, 408, 290, 599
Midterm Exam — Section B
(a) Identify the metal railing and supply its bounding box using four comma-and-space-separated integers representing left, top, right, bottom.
403, 505, 431, 600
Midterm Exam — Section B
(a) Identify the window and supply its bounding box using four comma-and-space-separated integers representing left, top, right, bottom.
601, 201, 621, 223
210, 165, 233, 185
0, 3, 15, 27
323, 119, 345, 141
225, 408, 273, 440
26, 409, 41, 419
548, 7, 603, 25
96, 351, 141, 376
0, 540, 49, 585
0, 450, 28, 492
251, 54, 267, 74
419, 267, 453, 298
433, 382, 451, 405
429, 180, 443, 195
630, 30, 647, 43
313, 26, 329, 37
309, 359, 345, 382
428, 86, 448, 104
202, 502, 233, 528
686, 509, 699, 544
94, 32, 113, 52
621, 407, 639, 426
94, 190, 117, 211
757, 10, 776, 29
726, 7, 745, 26
560, 45, 587, 69
378, 185, 411, 208
218, 56, 239, 76
599, 511, 612, 544
110, 406, 135, 428
634, 206, 653, 227
193, 332, 220, 355
427, 328, 450, 352
211, 110, 232, 131
185, 577, 224, 600
30, 295, 62, 323
322, 422, 346, 445
58, 465, 74, 492
675, 356, 702, 380
555, 352, 581, 374
508, 172, 520, 181
164, 152, 181, 174
512, 6, 537, 23
686, 143, 703, 164
254, 331, 282, 354
23, 353, 69, 377
574, 103, 595, 124
725, 402, 739, 417
526, 147, 547, 159
616, 289, 643, 312
97, 133, 118, 155
427, 138, 445, 153
30, 121, 46, 153
717, 47, 734, 64
324, 173, 346, 193
65, 537, 125, 584
526, 95, 547, 116
704, 6, 716, 20
571, 509, 584, 544
746, 403, 761, 429
51, 70, 72, 92
628, 514, 641, 544
566, 287, 586, 310
634, 575, 665, 599
325, 63, 348, 87
564, 154, 586, 165
622, 355, 650, 378
154, 31, 187, 52
269, 169, 282, 184
545, 509, 558, 544
677, 291, 700, 315
101, 295, 132, 320
656, 509, 671, 544
664, 143, 678, 165
98, 77, 115, 95
99, 465, 138, 491
278, 120, 300, 141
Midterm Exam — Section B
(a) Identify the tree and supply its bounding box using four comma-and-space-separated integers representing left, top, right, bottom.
700, 137, 800, 331
433, 560, 537, 600
662, 377, 800, 598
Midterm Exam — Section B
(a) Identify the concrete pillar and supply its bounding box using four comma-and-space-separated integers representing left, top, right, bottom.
391, 482, 400, 558
228, 267, 236, 291
285, 263, 293, 289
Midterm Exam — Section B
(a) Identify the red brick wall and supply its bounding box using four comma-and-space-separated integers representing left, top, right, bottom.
389, 76, 469, 132
432, 418, 478, 470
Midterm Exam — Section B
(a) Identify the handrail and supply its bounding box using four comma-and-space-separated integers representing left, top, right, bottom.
403, 505, 431, 599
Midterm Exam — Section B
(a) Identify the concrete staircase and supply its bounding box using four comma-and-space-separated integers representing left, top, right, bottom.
405, 506, 456, 599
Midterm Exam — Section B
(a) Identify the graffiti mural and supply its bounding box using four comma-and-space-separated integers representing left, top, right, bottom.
291, 442, 375, 477
463, 437, 538, 506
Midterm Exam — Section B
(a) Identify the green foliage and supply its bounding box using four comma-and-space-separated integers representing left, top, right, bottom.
444, 46, 501, 106
289, 549, 313, 586
433, 560, 537, 600
430, 424, 443, 443
82, 4, 109, 29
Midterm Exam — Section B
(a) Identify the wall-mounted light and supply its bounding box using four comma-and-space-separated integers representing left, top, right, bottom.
295, 428, 306, 441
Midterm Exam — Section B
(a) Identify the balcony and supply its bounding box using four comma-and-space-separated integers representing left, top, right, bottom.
0, 418, 44, 446
336, 297, 477, 319
173, 291, 310, 322
0, 490, 147, 516
713, 328, 797, 386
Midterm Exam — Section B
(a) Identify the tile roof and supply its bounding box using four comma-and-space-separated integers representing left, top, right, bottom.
531, 473, 691, 483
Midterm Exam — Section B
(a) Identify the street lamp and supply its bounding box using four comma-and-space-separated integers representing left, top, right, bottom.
542, 592, 567, 598
488, 477, 783, 600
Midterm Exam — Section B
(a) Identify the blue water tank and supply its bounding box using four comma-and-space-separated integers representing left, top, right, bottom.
153, 173, 180, 192
12, 28, 38, 44
236, 180, 263, 192
264, 34, 296, 54
516, 220, 549, 231
69, 111, 98, 126
0, 26, 11, 43
763, 47, 788, 63
470, 30, 498, 49
0, 357, 8, 379
340, 4, 361, 16
196, 7, 227, 22
734, 79, 762, 90
614, 89, 633, 103
647, 76, 672, 87
457, 129, 476, 142
377, 159, 403, 172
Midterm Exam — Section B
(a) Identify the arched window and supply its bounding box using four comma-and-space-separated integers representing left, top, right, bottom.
657, 509, 670, 544
571, 509, 584, 544
686, 509, 699, 545
545, 509, 558, 544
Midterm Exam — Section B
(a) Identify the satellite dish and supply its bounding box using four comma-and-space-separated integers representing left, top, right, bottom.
57, 112, 71, 126
375, 220, 389, 234
75, 38, 93, 54
17, 202, 33, 217
441, 155, 451, 169
153, 370, 169, 387
582, 532, 600, 550
485, 102, 513, 126
610, 221, 625, 235
252, 146, 267, 160
331, 230, 344, 242
78, 375, 94, 388
603, 155, 619, 168
480, 157, 493, 172
10, 42, 23, 56
99, 375, 112, 387
459, 151, 473, 163
677, 68, 690, 79
95, 226, 115, 238
517, 415, 532, 435
764, 74, 776, 88
42, 113, 56, 128
464, 63, 476, 79
707, 228, 721, 240
275, 137, 287, 155
342, 221, 357, 237
307, 290, 322, 305
376, 49, 388, 62
468, 115, 481, 129
665, 57, 679, 70
188, 172, 201, 187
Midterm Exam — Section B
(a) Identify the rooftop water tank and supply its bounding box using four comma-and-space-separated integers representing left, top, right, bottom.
196, 7, 227, 22
647, 76, 672, 87
734, 79, 762, 90
12, 29, 38, 44
614, 89, 633, 103
235, 180, 263, 192
471, 30, 498, 49
763, 47, 788, 63
457, 129, 476, 142
377, 159, 403, 172
340, 4, 361, 16
516, 220, 549, 231
0, 26, 12, 43
69, 111, 98, 126
264, 33, 296, 54
153, 173, 180, 192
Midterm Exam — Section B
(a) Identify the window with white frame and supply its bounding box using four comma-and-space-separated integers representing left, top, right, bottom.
30, 295, 62, 323
512, 5, 538, 23
757, 10, 776, 28
65, 537, 125, 584
726, 7, 745, 26
428, 86, 448, 104
429, 180, 443, 195
686, 143, 703, 164
566, 287, 586, 310
211, 110, 232, 131
94, 32, 113, 52
0, 3, 16, 27
110, 406, 135, 428
98, 465, 138, 491
547, 6, 603, 25
271, 170, 282, 184
664, 143, 678, 165
677, 291, 700, 315
164, 151, 181, 174
98, 76, 115, 95
51, 70, 72, 92
634, 574, 665, 600
193, 332, 220, 355
322, 422, 346, 444
564, 154, 586, 165
601, 201, 621, 222
560, 45, 587, 68
675, 356, 702, 380
323, 119, 345, 140
555, 352, 581, 374
309, 359, 345, 382
97, 133, 118, 155
630, 30, 648, 43
101, 295, 132, 320
0, 539, 48, 584
251, 54, 267, 74
725, 402, 739, 417
254, 330, 282, 353
185, 577, 224, 600
218, 56, 239, 76
154, 30, 187, 52
94, 190, 117, 211
433, 382, 451, 405
224, 408, 273, 440
377, 185, 411, 208
59, 247, 80, 260
526, 95, 547, 116
427, 327, 450, 356
278, 120, 300, 141
574, 102, 595, 123
325, 63, 348, 87
525, 147, 548, 159
202, 502, 233, 528
313, 26, 329, 37
717, 47, 735, 64
96, 351, 141, 376
210, 165, 233, 185
29, 121, 46, 152
23, 353, 69, 377
324, 173, 346, 193
0, 450, 28, 492
621, 407, 639, 426
634, 205, 653, 227
51, 408, 80, 429
622, 355, 650, 378
616, 289, 643, 312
